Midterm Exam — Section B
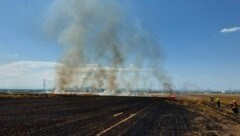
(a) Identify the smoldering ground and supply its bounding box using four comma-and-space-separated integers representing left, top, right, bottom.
45, 0, 172, 95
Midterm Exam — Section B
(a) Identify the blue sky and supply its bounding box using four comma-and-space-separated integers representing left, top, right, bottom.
0, 0, 239, 90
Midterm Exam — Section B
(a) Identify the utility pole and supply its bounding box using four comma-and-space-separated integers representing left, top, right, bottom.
43, 79, 46, 91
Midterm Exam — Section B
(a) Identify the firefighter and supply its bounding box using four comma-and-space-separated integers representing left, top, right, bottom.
230, 100, 238, 115
210, 96, 214, 105
216, 98, 220, 110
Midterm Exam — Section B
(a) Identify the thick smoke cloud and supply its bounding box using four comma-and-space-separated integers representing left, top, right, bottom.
46, 0, 173, 95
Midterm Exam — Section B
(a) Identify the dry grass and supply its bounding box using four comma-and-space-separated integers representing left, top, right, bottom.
178, 93, 240, 105
175, 94, 240, 136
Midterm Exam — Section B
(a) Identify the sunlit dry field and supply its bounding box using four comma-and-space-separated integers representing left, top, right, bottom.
178, 93, 240, 104
0, 94, 240, 136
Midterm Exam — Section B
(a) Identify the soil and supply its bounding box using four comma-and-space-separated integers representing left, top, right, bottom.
0, 95, 239, 136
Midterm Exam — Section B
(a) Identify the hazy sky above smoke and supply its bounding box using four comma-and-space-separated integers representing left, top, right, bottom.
0, 0, 240, 90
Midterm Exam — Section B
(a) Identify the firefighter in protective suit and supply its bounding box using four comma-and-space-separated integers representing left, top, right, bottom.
231, 100, 238, 115
210, 96, 214, 105
216, 98, 220, 110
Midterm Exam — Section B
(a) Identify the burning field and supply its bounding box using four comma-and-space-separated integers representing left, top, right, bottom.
1, 0, 239, 135
0, 94, 240, 136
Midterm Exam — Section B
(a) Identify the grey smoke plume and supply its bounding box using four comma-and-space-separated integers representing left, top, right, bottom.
46, 0, 173, 95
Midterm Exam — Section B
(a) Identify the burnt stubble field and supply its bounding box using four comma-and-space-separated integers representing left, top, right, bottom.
0, 95, 240, 136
